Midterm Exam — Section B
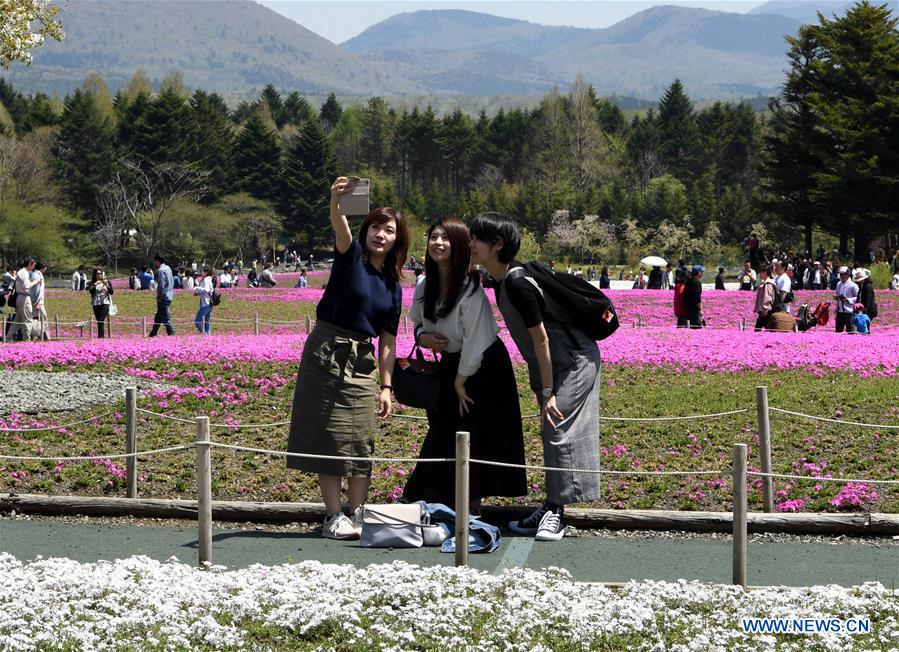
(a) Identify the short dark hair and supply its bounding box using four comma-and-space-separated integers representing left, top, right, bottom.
21, 257, 35, 267
35, 261, 47, 271
153, 253, 165, 264
468, 212, 520, 263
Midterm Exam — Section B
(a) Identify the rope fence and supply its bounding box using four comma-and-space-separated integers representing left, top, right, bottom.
2, 387, 897, 582
769, 407, 899, 430
0, 444, 195, 462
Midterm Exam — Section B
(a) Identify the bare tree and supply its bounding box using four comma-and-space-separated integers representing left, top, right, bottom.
112, 159, 209, 257
94, 184, 130, 273
13, 128, 56, 204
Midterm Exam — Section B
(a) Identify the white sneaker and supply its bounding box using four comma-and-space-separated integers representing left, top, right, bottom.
322, 512, 359, 540
535, 510, 567, 541
508, 505, 549, 535
351, 506, 365, 538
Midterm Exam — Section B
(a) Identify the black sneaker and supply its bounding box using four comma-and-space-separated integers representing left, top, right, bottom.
535, 509, 567, 541
508, 505, 550, 535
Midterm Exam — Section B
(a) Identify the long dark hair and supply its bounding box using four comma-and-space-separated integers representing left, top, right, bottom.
422, 217, 480, 321
358, 207, 410, 283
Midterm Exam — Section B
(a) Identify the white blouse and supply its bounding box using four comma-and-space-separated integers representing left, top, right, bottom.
410, 275, 499, 377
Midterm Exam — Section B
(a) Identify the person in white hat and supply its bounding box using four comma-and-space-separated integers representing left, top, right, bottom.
775, 260, 793, 314
854, 268, 877, 327
834, 266, 859, 332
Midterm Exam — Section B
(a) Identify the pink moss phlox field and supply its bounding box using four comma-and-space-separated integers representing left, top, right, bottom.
3, 324, 897, 376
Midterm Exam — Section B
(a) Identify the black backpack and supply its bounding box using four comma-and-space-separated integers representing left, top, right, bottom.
210, 288, 222, 306
506, 262, 619, 341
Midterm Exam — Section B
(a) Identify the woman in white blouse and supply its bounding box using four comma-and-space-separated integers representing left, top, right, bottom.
402, 218, 526, 510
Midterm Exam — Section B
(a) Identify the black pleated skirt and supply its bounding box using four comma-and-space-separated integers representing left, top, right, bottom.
402, 338, 527, 506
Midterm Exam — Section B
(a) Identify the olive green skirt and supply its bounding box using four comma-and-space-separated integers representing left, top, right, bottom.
287, 321, 379, 476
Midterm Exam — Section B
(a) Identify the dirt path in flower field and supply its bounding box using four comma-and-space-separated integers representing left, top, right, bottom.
1, 516, 896, 587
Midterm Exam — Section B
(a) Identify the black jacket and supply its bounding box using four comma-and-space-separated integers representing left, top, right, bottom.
859, 281, 877, 319
684, 279, 703, 311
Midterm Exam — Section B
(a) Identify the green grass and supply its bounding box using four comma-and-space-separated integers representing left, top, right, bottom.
2, 362, 897, 514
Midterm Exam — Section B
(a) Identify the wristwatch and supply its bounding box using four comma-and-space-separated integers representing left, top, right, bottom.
541, 387, 553, 399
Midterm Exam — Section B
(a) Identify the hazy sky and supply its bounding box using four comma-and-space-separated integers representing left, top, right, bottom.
259, 0, 768, 44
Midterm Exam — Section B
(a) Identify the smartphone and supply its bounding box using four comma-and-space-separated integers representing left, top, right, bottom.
338, 177, 371, 216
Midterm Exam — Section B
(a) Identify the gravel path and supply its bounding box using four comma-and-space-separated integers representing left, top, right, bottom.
0, 370, 169, 415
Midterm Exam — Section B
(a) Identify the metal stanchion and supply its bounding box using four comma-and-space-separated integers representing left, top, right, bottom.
54, 314, 60, 339
196, 416, 212, 565
755, 386, 774, 513
732, 443, 747, 587
142, 316, 147, 337
455, 431, 470, 567
254, 313, 260, 335
125, 387, 137, 498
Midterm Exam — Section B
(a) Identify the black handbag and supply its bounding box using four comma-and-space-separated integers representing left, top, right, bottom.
392, 344, 440, 410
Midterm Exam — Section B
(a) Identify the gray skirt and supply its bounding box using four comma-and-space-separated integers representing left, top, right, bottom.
287, 321, 379, 476
541, 343, 602, 505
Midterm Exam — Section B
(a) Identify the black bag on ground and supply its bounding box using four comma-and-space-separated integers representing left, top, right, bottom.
506, 263, 619, 341
392, 345, 440, 410
796, 304, 816, 332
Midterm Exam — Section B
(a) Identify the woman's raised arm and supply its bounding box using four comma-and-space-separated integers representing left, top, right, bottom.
329, 177, 354, 255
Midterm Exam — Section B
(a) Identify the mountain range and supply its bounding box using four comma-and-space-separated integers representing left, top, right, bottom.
3, 0, 891, 102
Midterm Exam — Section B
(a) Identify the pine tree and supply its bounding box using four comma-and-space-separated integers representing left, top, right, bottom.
657, 79, 700, 181
21, 93, 60, 132
52, 89, 117, 217
234, 113, 282, 203
360, 96, 390, 172
280, 117, 338, 246
260, 85, 286, 128
190, 90, 235, 202
283, 91, 312, 126
319, 93, 342, 135
130, 87, 198, 165
0, 79, 27, 131
116, 91, 152, 155
764, 0, 899, 258
437, 109, 475, 192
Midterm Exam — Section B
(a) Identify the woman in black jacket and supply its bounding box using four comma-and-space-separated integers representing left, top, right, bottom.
855, 269, 877, 325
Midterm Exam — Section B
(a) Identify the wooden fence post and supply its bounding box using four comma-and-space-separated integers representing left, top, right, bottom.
305, 316, 311, 334
254, 313, 260, 335
732, 443, 748, 587
196, 416, 212, 566
125, 387, 137, 498
142, 316, 147, 338
455, 431, 470, 567
87, 316, 93, 338
54, 314, 60, 339
755, 386, 774, 513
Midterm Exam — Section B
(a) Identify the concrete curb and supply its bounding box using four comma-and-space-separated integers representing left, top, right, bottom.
3, 494, 897, 535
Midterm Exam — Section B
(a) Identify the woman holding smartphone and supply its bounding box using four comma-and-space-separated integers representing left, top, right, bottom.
87, 268, 114, 338
287, 176, 410, 540
402, 218, 526, 511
